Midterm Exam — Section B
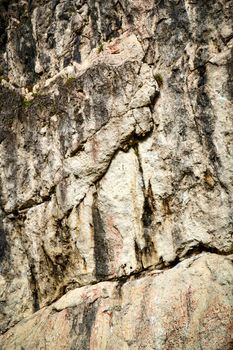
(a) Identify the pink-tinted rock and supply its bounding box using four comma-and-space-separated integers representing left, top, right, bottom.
1, 254, 232, 350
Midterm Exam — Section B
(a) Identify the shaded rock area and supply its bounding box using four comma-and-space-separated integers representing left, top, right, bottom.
0, 0, 233, 349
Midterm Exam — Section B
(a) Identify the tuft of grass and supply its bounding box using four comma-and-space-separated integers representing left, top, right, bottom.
22, 99, 32, 108
31, 92, 39, 98
65, 76, 76, 87
153, 72, 163, 87
97, 42, 104, 54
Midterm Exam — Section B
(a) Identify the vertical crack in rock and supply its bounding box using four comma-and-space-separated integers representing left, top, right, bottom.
141, 181, 157, 265
0, 183, 6, 263
0, 223, 7, 263
226, 47, 233, 102
28, 263, 40, 312
73, 35, 82, 64
134, 240, 143, 270
142, 182, 154, 228
92, 192, 109, 280
134, 144, 157, 267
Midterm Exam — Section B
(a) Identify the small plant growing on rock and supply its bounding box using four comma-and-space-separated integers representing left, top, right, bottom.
31, 92, 39, 98
153, 72, 163, 87
65, 76, 76, 87
22, 98, 32, 108
97, 42, 104, 54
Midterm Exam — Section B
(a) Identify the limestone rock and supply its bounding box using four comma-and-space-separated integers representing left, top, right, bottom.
0, 0, 233, 348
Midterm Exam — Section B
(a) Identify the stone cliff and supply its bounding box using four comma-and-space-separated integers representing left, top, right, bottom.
0, 0, 232, 349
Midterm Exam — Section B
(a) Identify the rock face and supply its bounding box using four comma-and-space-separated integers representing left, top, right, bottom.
0, 0, 232, 349
1, 254, 233, 350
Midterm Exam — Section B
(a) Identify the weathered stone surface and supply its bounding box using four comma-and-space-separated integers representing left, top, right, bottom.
0, 254, 233, 350
0, 0, 233, 347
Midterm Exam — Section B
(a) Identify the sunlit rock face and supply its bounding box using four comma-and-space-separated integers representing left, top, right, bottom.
0, 0, 232, 349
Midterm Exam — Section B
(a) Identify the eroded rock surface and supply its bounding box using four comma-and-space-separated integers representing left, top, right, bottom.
1, 254, 233, 350
0, 0, 232, 348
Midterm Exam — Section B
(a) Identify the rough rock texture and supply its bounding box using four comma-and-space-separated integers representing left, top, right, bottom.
0, 0, 233, 348
1, 254, 233, 350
